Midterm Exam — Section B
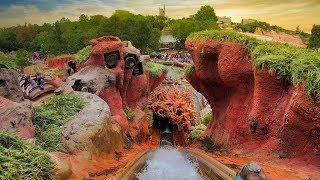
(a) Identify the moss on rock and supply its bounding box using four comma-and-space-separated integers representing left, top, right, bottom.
33, 93, 86, 151
188, 30, 320, 101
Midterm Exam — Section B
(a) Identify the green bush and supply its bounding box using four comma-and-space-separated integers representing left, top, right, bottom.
0, 56, 19, 69
202, 112, 212, 125
146, 62, 168, 77
189, 124, 207, 139
0, 50, 32, 69
188, 30, 320, 101
75, 45, 92, 63
123, 106, 136, 120
0, 131, 56, 179
184, 64, 195, 77
33, 93, 86, 151
189, 129, 203, 139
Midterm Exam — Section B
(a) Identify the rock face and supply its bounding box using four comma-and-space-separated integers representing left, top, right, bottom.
0, 97, 35, 139
56, 66, 116, 95
185, 39, 320, 159
0, 68, 23, 102
58, 36, 166, 141
61, 92, 124, 154
49, 152, 72, 180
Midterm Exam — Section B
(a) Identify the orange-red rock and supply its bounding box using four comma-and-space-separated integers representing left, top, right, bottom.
185, 39, 320, 164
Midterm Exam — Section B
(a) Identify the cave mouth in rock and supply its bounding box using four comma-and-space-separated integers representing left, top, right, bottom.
152, 114, 178, 146
0, 79, 6, 87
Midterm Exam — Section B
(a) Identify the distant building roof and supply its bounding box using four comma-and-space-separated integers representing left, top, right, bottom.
241, 19, 257, 25
218, 16, 231, 24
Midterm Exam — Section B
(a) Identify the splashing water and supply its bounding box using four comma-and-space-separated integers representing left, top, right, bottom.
137, 146, 203, 180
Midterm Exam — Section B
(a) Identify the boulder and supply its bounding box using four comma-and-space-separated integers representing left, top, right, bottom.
0, 97, 35, 139
61, 92, 124, 154
49, 152, 72, 180
0, 68, 23, 102
56, 66, 116, 95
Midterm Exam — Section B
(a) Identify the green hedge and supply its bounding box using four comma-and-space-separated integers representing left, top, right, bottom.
145, 62, 168, 77
0, 131, 55, 179
33, 93, 85, 151
188, 30, 320, 101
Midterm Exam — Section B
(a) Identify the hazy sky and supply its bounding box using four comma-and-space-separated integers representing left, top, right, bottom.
0, 0, 319, 32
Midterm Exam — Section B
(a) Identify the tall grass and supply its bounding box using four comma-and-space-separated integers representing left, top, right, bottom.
188, 30, 320, 101
33, 93, 86, 151
0, 131, 55, 179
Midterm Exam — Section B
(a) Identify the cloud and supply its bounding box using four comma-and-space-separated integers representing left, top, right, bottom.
0, 0, 319, 32
0, 0, 115, 27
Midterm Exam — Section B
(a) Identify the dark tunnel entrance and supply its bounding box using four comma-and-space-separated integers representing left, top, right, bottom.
152, 114, 178, 146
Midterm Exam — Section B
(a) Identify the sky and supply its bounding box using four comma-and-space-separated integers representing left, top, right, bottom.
0, 0, 319, 32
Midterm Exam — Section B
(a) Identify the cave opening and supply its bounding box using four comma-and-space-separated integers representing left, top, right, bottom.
72, 80, 83, 91
0, 79, 6, 87
152, 114, 178, 146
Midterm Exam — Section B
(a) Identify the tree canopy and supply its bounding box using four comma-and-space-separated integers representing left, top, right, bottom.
308, 25, 320, 49
170, 5, 219, 50
0, 11, 166, 55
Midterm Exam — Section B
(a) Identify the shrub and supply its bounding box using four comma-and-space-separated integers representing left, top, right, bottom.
189, 129, 203, 139
0, 50, 32, 69
188, 30, 320, 101
0, 131, 56, 179
0, 57, 19, 69
184, 64, 195, 77
146, 110, 154, 124
202, 111, 212, 125
145, 62, 168, 77
75, 45, 92, 63
188, 124, 207, 139
33, 93, 85, 151
123, 106, 136, 120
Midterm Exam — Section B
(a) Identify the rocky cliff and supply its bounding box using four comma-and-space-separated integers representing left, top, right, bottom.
185, 38, 320, 160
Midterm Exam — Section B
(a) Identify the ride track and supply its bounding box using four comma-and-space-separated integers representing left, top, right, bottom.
113, 148, 236, 180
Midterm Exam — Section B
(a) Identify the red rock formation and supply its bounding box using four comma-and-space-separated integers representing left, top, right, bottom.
185, 39, 320, 160
47, 55, 74, 68
0, 97, 35, 139
79, 36, 166, 140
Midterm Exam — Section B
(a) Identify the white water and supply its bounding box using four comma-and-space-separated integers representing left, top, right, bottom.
137, 146, 203, 180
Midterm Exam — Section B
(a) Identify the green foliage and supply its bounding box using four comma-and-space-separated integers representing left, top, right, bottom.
0, 131, 56, 179
146, 62, 168, 77
184, 64, 195, 77
99, 10, 162, 52
1, 11, 164, 55
202, 112, 212, 125
193, 5, 218, 22
75, 45, 92, 63
146, 110, 154, 124
33, 93, 86, 151
189, 129, 203, 139
123, 106, 136, 120
235, 21, 296, 35
308, 25, 320, 49
170, 5, 219, 50
0, 49, 31, 69
188, 30, 320, 101
189, 124, 207, 139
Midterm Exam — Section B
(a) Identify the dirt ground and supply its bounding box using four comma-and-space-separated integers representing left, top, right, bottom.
184, 145, 320, 180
